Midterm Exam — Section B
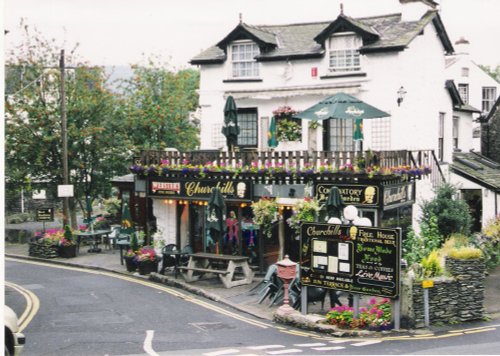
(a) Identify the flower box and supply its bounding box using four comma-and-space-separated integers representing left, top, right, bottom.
58, 245, 77, 258
125, 256, 137, 272
138, 260, 158, 275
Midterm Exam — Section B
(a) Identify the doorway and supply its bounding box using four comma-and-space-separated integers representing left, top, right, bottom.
461, 189, 482, 232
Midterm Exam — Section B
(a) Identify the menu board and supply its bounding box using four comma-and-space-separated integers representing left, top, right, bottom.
36, 207, 54, 222
300, 222, 401, 298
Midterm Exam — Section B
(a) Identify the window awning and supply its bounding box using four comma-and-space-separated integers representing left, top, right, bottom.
225, 83, 361, 100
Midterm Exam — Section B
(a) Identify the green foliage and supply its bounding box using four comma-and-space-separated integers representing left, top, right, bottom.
119, 56, 200, 151
479, 64, 500, 82
6, 213, 33, 224
251, 198, 279, 238
403, 215, 443, 266
277, 118, 302, 142
64, 225, 73, 242
421, 183, 471, 239
287, 198, 321, 234
130, 232, 139, 252
470, 216, 500, 269
421, 250, 443, 278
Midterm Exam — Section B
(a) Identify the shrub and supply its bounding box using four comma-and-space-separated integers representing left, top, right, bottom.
469, 216, 500, 269
325, 298, 392, 330
421, 183, 471, 239
403, 215, 443, 266
448, 246, 482, 260
421, 250, 443, 278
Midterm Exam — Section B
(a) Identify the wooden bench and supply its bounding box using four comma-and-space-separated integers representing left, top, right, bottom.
177, 266, 230, 276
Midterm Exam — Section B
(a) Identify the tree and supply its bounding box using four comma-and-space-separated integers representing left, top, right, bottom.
119, 57, 200, 151
479, 64, 500, 82
5, 22, 130, 227
420, 183, 472, 240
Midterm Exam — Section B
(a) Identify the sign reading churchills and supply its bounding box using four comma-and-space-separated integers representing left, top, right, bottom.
149, 179, 252, 201
300, 222, 401, 298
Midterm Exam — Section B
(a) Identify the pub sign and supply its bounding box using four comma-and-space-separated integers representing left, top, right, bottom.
36, 207, 54, 222
315, 183, 379, 207
149, 179, 252, 201
300, 222, 401, 298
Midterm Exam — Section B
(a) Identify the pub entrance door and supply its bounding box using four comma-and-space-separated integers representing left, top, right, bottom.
189, 203, 206, 253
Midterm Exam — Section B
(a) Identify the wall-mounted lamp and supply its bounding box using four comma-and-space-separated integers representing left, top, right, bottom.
397, 86, 407, 106
288, 188, 296, 198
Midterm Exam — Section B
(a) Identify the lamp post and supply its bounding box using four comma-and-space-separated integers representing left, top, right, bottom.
276, 255, 297, 314
60, 49, 70, 227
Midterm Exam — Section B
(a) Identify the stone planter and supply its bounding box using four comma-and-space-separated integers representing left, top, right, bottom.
28, 242, 59, 259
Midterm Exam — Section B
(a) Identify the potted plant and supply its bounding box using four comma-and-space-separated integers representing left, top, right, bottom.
287, 197, 322, 235
273, 105, 302, 142
251, 197, 279, 238
136, 246, 160, 275
58, 225, 77, 258
124, 248, 138, 272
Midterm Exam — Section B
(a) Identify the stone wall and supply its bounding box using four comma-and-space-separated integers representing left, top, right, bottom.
402, 257, 485, 328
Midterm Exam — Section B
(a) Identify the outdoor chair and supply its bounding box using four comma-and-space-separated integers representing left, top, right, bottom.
179, 245, 193, 266
160, 244, 178, 274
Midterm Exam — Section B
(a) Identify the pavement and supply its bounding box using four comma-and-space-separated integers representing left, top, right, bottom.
5, 242, 500, 335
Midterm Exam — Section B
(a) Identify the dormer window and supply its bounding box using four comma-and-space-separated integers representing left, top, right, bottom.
231, 41, 260, 78
328, 33, 361, 73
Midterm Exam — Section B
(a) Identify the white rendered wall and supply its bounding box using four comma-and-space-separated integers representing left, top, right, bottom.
152, 199, 177, 246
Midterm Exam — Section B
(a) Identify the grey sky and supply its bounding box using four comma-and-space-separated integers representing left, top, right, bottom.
4, 0, 500, 69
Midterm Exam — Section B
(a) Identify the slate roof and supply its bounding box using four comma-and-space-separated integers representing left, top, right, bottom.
445, 80, 481, 113
451, 152, 500, 191
191, 10, 453, 64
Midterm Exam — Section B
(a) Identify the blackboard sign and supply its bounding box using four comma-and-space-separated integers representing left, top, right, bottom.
36, 208, 54, 222
300, 222, 401, 298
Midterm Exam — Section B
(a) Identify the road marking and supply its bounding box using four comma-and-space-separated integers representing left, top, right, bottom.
464, 327, 496, 334
247, 345, 284, 350
293, 343, 325, 347
6, 258, 271, 329
143, 330, 159, 356
204, 349, 241, 355
449, 325, 498, 333
312, 346, 346, 351
280, 329, 317, 337
328, 339, 357, 343
351, 340, 382, 346
5, 281, 40, 332
266, 349, 302, 355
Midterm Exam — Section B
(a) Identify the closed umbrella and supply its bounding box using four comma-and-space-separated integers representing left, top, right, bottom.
206, 188, 226, 253
325, 186, 345, 221
221, 95, 239, 151
120, 203, 135, 235
268, 116, 278, 149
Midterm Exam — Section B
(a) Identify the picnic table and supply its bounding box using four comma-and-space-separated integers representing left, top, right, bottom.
178, 252, 254, 288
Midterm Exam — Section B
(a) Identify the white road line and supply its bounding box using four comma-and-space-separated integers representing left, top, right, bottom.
203, 349, 241, 356
351, 340, 382, 347
312, 346, 346, 351
266, 349, 302, 355
143, 330, 159, 356
293, 343, 326, 347
328, 339, 357, 344
247, 345, 285, 350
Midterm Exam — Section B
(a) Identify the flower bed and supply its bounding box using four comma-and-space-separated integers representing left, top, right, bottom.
325, 298, 392, 331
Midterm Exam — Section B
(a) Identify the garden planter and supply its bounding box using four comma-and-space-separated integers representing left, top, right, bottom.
28, 242, 59, 259
125, 257, 137, 272
58, 245, 77, 258
138, 261, 158, 275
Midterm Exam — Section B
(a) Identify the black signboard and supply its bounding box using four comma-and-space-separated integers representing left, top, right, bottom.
149, 179, 252, 201
315, 183, 380, 207
382, 182, 414, 209
300, 222, 401, 298
36, 207, 54, 222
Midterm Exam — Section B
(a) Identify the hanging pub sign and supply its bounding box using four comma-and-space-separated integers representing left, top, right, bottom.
36, 207, 54, 222
149, 179, 252, 201
315, 183, 380, 207
382, 182, 415, 210
300, 222, 401, 298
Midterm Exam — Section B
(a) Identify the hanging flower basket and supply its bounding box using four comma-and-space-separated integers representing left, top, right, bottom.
251, 198, 279, 238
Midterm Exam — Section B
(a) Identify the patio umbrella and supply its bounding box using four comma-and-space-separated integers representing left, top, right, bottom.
221, 95, 239, 151
294, 92, 390, 122
325, 186, 345, 221
268, 116, 278, 149
206, 188, 226, 252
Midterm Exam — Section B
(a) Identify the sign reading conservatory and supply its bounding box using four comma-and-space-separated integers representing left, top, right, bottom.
149, 179, 252, 201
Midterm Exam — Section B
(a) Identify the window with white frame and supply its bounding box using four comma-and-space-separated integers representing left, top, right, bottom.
328, 33, 362, 73
237, 108, 258, 147
327, 118, 355, 151
458, 84, 469, 104
212, 123, 226, 149
482, 87, 497, 113
452, 116, 459, 150
231, 42, 260, 78
438, 112, 445, 161
371, 117, 391, 150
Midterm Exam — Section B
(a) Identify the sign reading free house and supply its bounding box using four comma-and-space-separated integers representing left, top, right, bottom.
149, 179, 252, 201
300, 222, 401, 298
